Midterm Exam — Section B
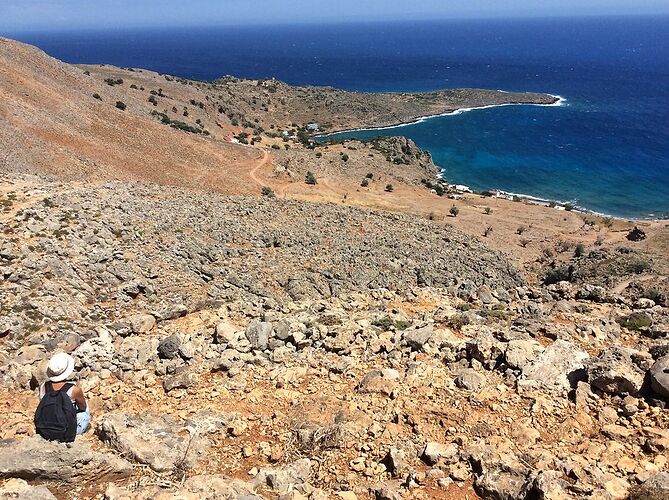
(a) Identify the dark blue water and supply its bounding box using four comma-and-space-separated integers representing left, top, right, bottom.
8, 17, 669, 218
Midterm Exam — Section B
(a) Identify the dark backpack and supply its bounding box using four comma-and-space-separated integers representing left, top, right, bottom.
34, 382, 77, 442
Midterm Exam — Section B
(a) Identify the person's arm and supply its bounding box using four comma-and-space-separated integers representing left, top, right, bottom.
71, 386, 87, 410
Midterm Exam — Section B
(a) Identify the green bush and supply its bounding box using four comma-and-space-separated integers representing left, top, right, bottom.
385, 184, 394, 192
305, 171, 317, 185
544, 266, 572, 285
115, 101, 126, 110
261, 186, 275, 197
574, 243, 586, 257
617, 312, 652, 331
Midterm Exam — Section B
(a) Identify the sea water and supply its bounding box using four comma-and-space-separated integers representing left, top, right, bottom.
9, 16, 669, 218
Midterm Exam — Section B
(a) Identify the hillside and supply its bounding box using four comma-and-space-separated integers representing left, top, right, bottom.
0, 36, 668, 500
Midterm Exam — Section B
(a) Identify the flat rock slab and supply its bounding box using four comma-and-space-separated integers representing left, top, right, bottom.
105, 475, 262, 499
0, 435, 132, 481
0, 479, 56, 499
96, 412, 210, 473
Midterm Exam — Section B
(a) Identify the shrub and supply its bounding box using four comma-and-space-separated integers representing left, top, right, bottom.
564, 203, 575, 211
105, 78, 123, 86
484, 207, 493, 215
92, 93, 102, 101
626, 258, 651, 274
595, 234, 605, 246
617, 312, 652, 330
513, 195, 521, 202
341, 153, 349, 162
519, 237, 531, 248
115, 101, 126, 110
548, 201, 557, 208
385, 184, 394, 192
305, 171, 317, 185
130, 84, 138, 89
544, 266, 572, 285
361, 178, 369, 187
449, 205, 459, 217
642, 289, 666, 305
574, 243, 586, 257
483, 226, 493, 237
261, 186, 275, 197
271, 144, 280, 150
148, 95, 158, 106
516, 225, 527, 235
365, 173, 374, 179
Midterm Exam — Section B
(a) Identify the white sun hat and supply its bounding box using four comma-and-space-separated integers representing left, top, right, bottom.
46, 352, 75, 382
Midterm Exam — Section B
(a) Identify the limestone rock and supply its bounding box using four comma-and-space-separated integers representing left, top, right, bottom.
253, 458, 311, 492
518, 339, 589, 392
96, 412, 209, 472
455, 368, 486, 391
157, 333, 181, 360
0, 435, 132, 481
0, 478, 56, 499
245, 319, 273, 350
421, 442, 457, 465
403, 326, 433, 351
357, 369, 400, 396
588, 347, 648, 396
650, 356, 669, 397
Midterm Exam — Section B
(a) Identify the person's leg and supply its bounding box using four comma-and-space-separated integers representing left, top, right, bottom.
76, 407, 91, 434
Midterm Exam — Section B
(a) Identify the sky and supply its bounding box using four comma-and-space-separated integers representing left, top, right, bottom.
2, 0, 669, 33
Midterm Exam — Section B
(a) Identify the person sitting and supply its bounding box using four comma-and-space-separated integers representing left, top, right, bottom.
34, 352, 90, 441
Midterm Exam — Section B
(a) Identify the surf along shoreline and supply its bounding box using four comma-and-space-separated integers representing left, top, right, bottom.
313, 94, 664, 221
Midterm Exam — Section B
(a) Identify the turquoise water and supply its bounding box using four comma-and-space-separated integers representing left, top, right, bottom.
10, 16, 669, 218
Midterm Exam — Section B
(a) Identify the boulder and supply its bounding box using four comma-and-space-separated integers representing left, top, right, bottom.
588, 347, 649, 396
0, 479, 56, 499
157, 333, 181, 360
650, 356, 669, 397
455, 369, 486, 391
403, 326, 433, 351
96, 412, 209, 472
0, 435, 132, 481
505, 339, 544, 371
518, 339, 589, 392
630, 472, 669, 500
356, 369, 400, 396
163, 368, 198, 392
253, 458, 311, 492
245, 319, 273, 350
127, 313, 156, 334
421, 442, 457, 465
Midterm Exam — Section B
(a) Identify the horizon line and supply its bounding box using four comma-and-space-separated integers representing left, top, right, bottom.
4, 12, 669, 36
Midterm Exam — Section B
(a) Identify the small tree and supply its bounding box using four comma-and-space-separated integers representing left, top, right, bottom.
115, 101, 126, 110
449, 205, 459, 217
305, 171, 317, 185
385, 184, 394, 192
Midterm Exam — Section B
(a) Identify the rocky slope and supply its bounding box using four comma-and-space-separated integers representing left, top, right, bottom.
1, 174, 668, 500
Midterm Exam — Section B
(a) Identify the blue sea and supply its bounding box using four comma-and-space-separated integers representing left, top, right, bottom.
8, 16, 669, 218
